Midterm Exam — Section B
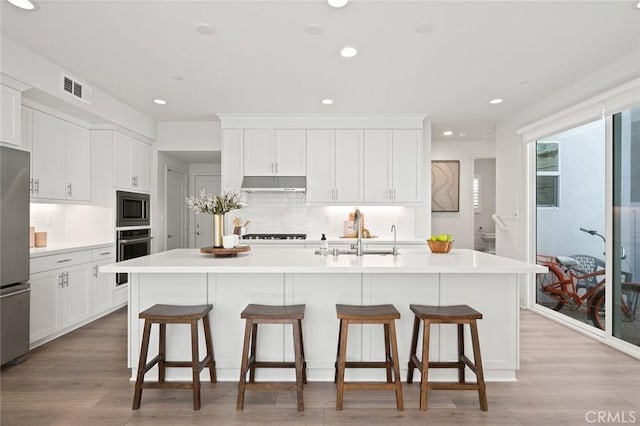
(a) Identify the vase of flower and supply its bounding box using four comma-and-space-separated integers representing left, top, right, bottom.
213, 213, 224, 248
186, 190, 244, 248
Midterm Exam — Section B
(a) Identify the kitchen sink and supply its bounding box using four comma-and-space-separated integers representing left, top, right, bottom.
314, 248, 399, 256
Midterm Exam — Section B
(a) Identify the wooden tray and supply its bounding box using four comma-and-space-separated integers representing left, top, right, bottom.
200, 245, 251, 257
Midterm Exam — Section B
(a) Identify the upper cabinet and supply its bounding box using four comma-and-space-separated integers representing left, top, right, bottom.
0, 84, 21, 147
30, 109, 91, 201
363, 129, 422, 203
307, 130, 363, 203
243, 129, 306, 176
113, 132, 150, 192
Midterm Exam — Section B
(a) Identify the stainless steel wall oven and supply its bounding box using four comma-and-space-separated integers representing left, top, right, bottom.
116, 228, 151, 286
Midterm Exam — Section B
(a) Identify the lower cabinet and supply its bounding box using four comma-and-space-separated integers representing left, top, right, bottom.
29, 245, 119, 347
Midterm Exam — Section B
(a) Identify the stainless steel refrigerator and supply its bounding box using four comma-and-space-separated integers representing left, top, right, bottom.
0, 146, 31, 365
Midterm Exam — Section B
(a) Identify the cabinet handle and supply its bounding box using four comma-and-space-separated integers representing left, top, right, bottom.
58, 273, 64, 288
67, 183, 72, 197
57, 258, 72, 263
29, 179, 33, 194
93, 265, 98, 278
99, 251, 112, 256
35, 179, 39, 194
64, 271, 69, 287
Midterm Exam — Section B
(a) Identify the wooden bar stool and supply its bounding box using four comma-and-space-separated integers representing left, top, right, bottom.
132, 304, 216, 410
334, 304, 403, 411
237, 304, 307, 412
406, 304, 487, 411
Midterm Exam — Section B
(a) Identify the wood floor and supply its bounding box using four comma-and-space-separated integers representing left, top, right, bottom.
1, 307, 639, 425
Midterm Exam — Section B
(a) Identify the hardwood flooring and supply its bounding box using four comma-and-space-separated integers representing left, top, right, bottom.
1, 308, 639, 425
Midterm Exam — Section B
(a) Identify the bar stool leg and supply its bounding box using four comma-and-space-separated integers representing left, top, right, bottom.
457, 323, 465, 384
388, 319, 404, 411
335, 319, 349, 411
407, 315, 420, 384
237, 319, 253, 410
190, 319, 201, 410
202, 315, 216, 383
297, 319, 307, 384
249, 322, 258, 383
470, 320, 488, 411
158, 323, 166, 383
419, 319, 431, 411
292, 319, 305, 411
383, 323, 392, 383
133, 320, 152, 410
334, 319, 343, 384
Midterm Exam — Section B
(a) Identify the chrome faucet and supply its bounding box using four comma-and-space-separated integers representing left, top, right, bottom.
391, 224, 398, 256
353, 208, 363, 256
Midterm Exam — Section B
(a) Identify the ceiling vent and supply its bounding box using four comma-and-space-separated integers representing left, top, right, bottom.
61, 74, 92, 104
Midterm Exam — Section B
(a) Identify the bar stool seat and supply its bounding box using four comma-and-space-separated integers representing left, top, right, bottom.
237, 304, 307, 412
407, 304, 487, 411
133, 304, 216, 411
334, 304, 403, 411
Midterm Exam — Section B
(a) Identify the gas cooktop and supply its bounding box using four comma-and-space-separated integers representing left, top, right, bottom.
242, 233, 307, 240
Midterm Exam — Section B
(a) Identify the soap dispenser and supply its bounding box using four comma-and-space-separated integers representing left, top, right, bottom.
320, 233, 329, 255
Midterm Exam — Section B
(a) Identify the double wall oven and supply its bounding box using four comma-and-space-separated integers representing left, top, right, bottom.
116, 191, 151, 286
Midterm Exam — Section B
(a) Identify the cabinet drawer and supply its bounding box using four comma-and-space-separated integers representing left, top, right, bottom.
31, 250, 92, 274
92, 246, 115, 261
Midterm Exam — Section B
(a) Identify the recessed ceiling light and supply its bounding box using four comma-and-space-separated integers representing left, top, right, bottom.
172, 75, 184, 81
328, 0, 348, 8
415, 23, 434, 34
195, 22, 214, 36
636, 1, 640, 9
7, 0, 37, 10
321, 99, 334, 105
153, 99, 167, 105
304, 24, 324, 35
340, 46, 358, 58
442, 131, 453, 136
489, 98, 504, 104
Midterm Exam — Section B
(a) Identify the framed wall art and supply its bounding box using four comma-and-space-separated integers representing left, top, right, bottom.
431, 160, 460, 212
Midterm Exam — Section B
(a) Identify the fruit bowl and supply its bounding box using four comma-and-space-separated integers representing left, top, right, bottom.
427, 239, 453, 254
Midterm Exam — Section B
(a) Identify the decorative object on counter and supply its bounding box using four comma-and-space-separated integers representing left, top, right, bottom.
427, 234, 453, 253
186, 190, 244, 248
318, 234, 329, 255
34, 232, 47, 248
242, 233, 306, 240
30, 226, 35, 248
431, 160, 460, 212
343, 208, 374, 238
200, 245, 251, 257
223, 234, 240, 249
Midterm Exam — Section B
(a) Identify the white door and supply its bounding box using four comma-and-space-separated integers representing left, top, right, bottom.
193, 174, 221, 248
166, 168, 186, 250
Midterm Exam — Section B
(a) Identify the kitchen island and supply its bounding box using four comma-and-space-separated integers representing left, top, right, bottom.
101, 247, 544, 383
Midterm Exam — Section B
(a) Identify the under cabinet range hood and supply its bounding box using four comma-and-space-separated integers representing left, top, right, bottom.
240, 176, 306, 192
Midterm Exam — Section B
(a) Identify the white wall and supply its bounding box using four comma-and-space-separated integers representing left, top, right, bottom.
431, 139, 495, 249
153, 152, 189, 253
474, 158, 496, 251
155, 121, 221, 151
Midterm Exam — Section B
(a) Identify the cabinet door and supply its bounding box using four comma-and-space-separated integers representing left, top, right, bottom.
113, 132, 132, 189
31, 110, 66, 199
306, 130, 334, 203
131, 140, 150, 191
91, 259, 114, 315
21, 106, 32, 152
392, 130, 422, 203
244, 129, 275, 176
275, 130, 306, 175
222, 129, 244, 192
65, 122, 91, 201
0, 84, 21, 146
363, 130, 392, 202
334, 130, 363, 202
62, 264, 92, 327
29, 270, 62, 343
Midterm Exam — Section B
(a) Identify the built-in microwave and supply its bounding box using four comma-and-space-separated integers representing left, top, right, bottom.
116, 190, 150, 228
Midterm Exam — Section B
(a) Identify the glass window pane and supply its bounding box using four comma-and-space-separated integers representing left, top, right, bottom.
537, 142, 560, 172
536, 176, 558, 207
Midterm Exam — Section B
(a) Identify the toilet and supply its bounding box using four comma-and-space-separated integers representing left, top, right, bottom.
480, 232, 496, 254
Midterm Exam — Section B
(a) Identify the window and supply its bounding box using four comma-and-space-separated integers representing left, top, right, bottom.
536, 141, 560, 207
473, 176, 481, 213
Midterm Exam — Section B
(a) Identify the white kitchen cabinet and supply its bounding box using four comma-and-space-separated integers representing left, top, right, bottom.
363, 129, 422, 203
243, 129, 306, 176
113, 131, 150, 192
306, 129, 363, 203
91, 248, 116, 315
62, 264, 92, 327
0, 84, 21, 147
30, 109, 91, 201
29, 269, 62, 343
222, 129, 244, 192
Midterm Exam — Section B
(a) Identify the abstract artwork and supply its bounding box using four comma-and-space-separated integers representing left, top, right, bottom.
431, 160, 460, 212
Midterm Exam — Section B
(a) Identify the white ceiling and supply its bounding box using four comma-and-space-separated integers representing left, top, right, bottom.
1, 0, 639, 140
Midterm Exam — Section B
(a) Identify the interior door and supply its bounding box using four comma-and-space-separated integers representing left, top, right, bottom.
193, 174, 221, 248
166, 168, 186, 250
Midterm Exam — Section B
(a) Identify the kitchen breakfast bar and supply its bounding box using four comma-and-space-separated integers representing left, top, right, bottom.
101, 247, 544, 383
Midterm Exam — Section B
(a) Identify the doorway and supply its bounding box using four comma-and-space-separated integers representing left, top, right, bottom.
165, 167, 187, 250
472, 157, 496, 253
191, 174, 221, 248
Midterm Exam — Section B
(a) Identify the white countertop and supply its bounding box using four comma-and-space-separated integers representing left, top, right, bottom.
30, 242, 114, 258
101, 247, 545, 274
